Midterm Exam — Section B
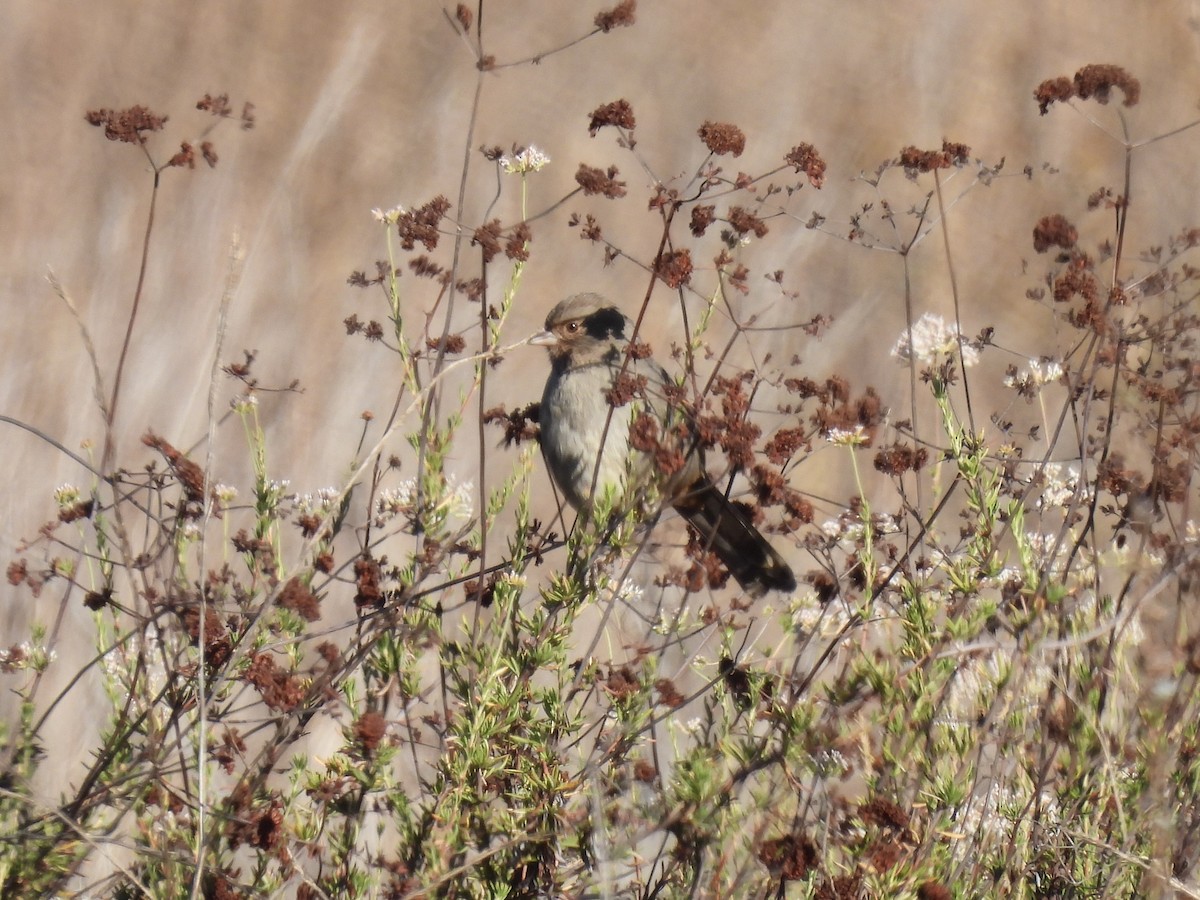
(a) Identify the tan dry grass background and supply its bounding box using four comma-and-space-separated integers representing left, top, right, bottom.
3, 0, 1199, 804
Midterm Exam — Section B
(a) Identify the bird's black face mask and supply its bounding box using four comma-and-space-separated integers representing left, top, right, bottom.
583, 307, 627, 342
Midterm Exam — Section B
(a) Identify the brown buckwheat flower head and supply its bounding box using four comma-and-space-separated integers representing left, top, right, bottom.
575, 163, 627, 198
728, 206, 769, 238
698, 121, 746, 157
1074, 64, 1140, 106
396, 196, 451, 251
85, 105, 167, 144
276, 576, 321, 622
1035, 76, 1075, 115
898, 140, 970, 174
690, 204, 716, 236
472, 219, 503, 263
505, 221, 532, 261
655, 248, 693, 288
1033, 214, 1078, 253
1035, 64, 1140, 115
784, 143, 827, 188
589, 98, 636, 135
758, 833, 818, 881
354, 711, 387, 754
873, 442, 929, 476
594, 0, 636, 32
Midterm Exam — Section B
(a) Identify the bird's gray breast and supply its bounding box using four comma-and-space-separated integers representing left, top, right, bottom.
540, 360, 633, 509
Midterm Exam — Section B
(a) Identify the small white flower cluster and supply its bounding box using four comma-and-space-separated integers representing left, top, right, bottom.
824, 425, 867, 446
609, 576, 644, 607
0, 640, 58, 673
230, 393, 258, 413
819, 510, 901, 543
53, 483, 81, 509
375, 476, 475, 524
891, 312, 979, 368
292, 487, 343, 517
1036, 462, 1083, 510
214, 483, 238, 506
371, 204, 406, 225
264, 479, 291, 498
1004, 357, 1064, 391
790, 590, 852, 638
500, 145, 551, 175
809, 747, 850, 777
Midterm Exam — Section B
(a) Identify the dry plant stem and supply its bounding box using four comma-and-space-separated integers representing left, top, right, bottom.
0, 415, 101, 479
933, 169, 975, 435
412, 33, 484, 567
105, 164, 161, 474
473, 263, 491, 615
189, 234, 242, 900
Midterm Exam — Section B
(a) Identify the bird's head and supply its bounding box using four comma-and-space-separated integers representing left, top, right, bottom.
530, 293, 629, 365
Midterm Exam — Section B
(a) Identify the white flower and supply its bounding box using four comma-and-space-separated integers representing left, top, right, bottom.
375, 476, 474, 524
230, 393, 258, 413
872, 513, 901, 534
825, 425, 867, 446
53, 484, 81, 509
1004, 357, 1064, 392
1029, 357, 1063, 384
1037, 463, 1082, 509
293, 487, 342, 516
371, 204, 406, 224
500, 145, 551, 175
891, 312, 979, 368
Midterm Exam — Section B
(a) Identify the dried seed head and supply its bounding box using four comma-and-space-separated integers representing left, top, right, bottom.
698, 121, 745, 157
588, 99, 636, 135
594, 0, 637, 32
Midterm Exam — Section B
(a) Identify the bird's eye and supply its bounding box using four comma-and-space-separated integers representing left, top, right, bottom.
566, 322, 580, 333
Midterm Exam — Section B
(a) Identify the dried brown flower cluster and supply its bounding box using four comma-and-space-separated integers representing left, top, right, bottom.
197, 93, 256, 129
698, 121, 746, 157
588, 98, 636, 135
85, 105, 167, 144
1035, 64, 1141, 115
244, 652, 304, 712
575, 163, 627, 198
396, 196, 452, 251
594, 0, 636, 32
1033, 214, 1079, 253
483, 403, 541, 446
654, 248, 693, 288
898, 140, 970, 174
785, 143, 827, 188
276, 575, 321, 622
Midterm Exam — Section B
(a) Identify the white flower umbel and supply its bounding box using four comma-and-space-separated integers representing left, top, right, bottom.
292, 487, 343, 517
53, 483, 81, 508
500, 145, 551, 175
375, 476, 475, 525
891, 312, 979, 368
371, 204, 406, 225
825, 425, 867, 446
1036, 463, 1083, 510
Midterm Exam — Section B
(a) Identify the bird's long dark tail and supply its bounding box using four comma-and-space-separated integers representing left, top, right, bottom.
673, 477, 796, 597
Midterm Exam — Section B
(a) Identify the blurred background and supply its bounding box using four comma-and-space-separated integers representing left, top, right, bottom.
3, 0, 1198, 804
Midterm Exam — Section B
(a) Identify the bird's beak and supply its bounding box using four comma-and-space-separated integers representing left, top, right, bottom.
529, 329, 557, 347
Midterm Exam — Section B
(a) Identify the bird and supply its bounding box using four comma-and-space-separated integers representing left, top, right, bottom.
531, 292, 796, 597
